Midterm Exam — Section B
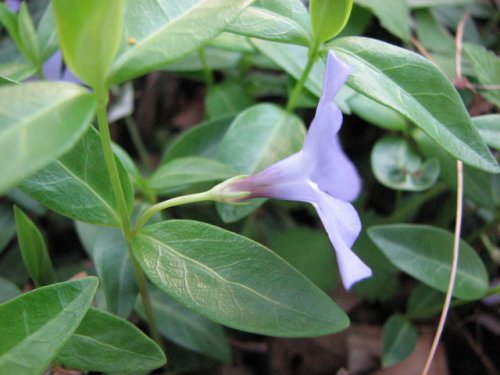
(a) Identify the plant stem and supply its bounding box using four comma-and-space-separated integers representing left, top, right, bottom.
198, 48, 214, 88
124, 115, 152, 170
95, 88, 163, 350
285, 45, 320, 113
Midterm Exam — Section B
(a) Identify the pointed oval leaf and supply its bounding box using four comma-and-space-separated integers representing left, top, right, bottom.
368, 224, 489, 300
136, 287, 231, 363
382, 314, 418, 367
0, 82, 96, 194
133, 220, 349, 337
0, 277, 98, 375
14, 206, 56, 287
355, 0, 410, 41
327, 36, 499, 173
371, 136, 440, 191
109, 0, 254, 84
56, 307, 166, 373
310, 0, 353, 44
19, 127, 134, 226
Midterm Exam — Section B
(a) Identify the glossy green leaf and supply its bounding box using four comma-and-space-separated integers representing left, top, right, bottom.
13, 206, 56, 287
473, 114, 500, 150
463, 43, 500, 107
93, 229, 137, 318
368, 224, 489, 300
216, 103, 305, 222
382, 314, 418, 367
56, 307, 166, 373
0, 277, 98, 375
133, 220, 349, 337
149, 157, 236, 194
0, 204, 16, 255
109, 0, 254, 83
136, 287, 231, 363
327, 36, 499, 173
206, 81, 254, 119
19, 127, 134, 226
310, 0, 353, 45
52, 0, 125, 88
371, 136, 439, 191
226, 0, 311, 46
355, 0, 409, 41
0, 277, 21, 304
406, 284, 445, 320
0, 82, 96, 194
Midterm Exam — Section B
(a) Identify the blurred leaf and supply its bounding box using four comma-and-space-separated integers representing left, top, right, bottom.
52, 0, 125, 88
164, 48, 241, 72
150, 157, 236, 195
20, 127, 134, 226
463, 43, 500, 107
0, 204, 16, 255
328, 36, 499, 173
93, 229, 138, 319
310, 0, 353, 44
227, 0, 311, 46
56, 307, 166, 373
382, 314, 418, 367
136, 286, 231, 363
206, 81, 254, 119
17, 2, 40, 66
133, 220, 349, 336
348, 93, 408, 131
216, 104, 305, 222
0, 277, 21, 304
0, 82, 95, 194
408, 0, 473, 7
355, 0, 409, 41
473, 114, 500, 150
371, 136, 440, 191
368, 224, 489, 300
0, 277, 98, 375
110, 0, 254, 83
36, 2, 58, 61
13, 206, 56, 287
0, 246, 29, 286
414, 9, 454, 54
406, 284, 445, 319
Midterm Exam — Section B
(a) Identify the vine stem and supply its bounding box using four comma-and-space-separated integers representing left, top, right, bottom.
95, 88, 163, 351
421, 161, 463, 375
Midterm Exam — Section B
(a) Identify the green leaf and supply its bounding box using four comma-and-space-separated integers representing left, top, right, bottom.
0, 277, 98, 375
136, 286, 231, 363
0, 204, 16, 255
206, 81, 254, 119
463, 43, 500, 107
355, 0, 410, 41
371, 136, 440, 191
52, 0, 125, 88
348, 93, 408, 131
93, 229, 137, 318
473, 114, 500, 150
408, 0, 473, 7
0, 82, 96, 194
149, 157, 236, 195
109, 0, 254, 84
56, 307, 166, 373
310, 0, 353, 45
216, 103, 305, 222
36, 3, 58, 62
0, 277, 21, 304
368, 224, 489, 300
406, 284, 445, 319
13, 206, 56, 287
226, 0, 311, 46
19, 127, 134, 226
17, 2, 40, 66
382, 314, 418, 367
164, 48, 241, 72
327, 36, 499, 173
133, 220, 349, 337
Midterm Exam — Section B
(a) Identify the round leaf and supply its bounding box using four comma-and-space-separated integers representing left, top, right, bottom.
310, 0, 353, 45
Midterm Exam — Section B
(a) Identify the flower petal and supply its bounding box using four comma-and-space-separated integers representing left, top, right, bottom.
42, 51, 64, 81
312, 188, 372, 289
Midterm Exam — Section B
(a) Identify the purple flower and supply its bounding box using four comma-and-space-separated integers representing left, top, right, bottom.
42, 51, 81, 83
218, 51, 372, 289
6, 0, 21, 12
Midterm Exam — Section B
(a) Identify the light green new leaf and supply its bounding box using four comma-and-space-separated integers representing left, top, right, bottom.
226, 0, 311, 46
136, 287, 231, 363
473, 114, 500, 150
149, 157, 236, 194
216, 103, 305, 222
19, 127, 134, 226
310, 0, 353, 45
14, 206, 56, 287
52, 0, 125, 88
0, 82, 96, 194
355, 0, 410, 41
133, 220, 349, 337
56, 308, 166, 373
382, 314, 418, 367
368, 224, 489, 300
93, 229, 137, 318
109, 0, 254, 83
327, 37, 499, 173
0, 277, 98, 375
